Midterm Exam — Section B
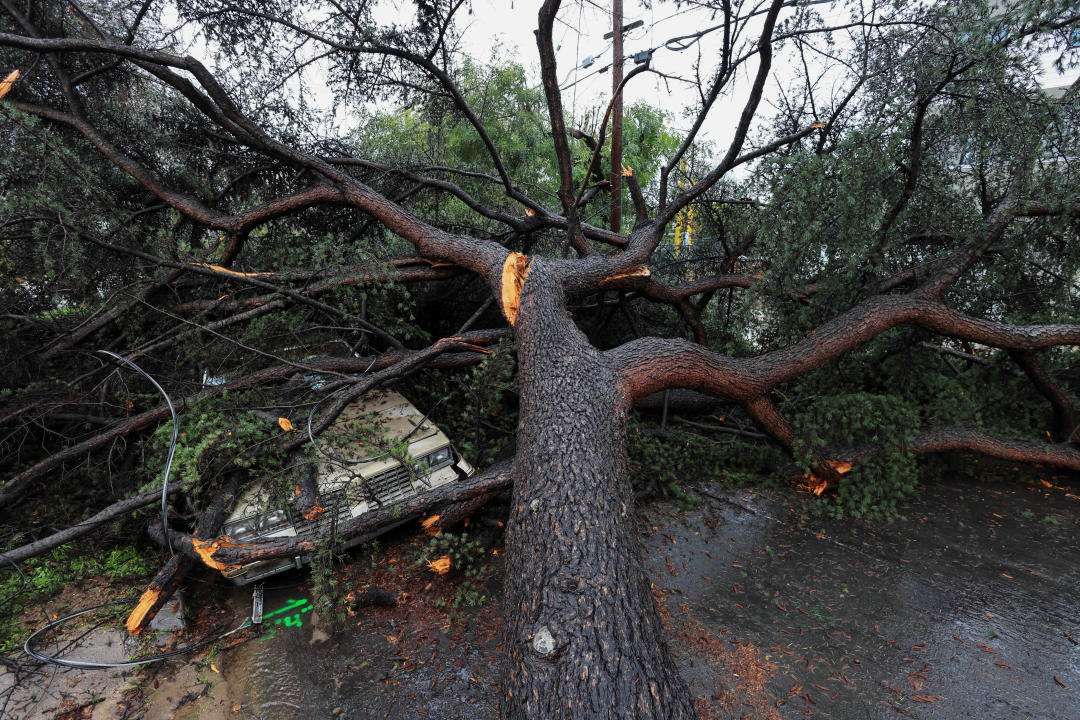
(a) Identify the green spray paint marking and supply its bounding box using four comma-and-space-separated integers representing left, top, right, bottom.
262, 598, 314, 628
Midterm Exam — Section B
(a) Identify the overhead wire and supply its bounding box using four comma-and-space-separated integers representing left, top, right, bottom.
648, 5, 701, 30
557, 0, 844, 96
558, 5, 737, 94
581, 0, 614, 18
97, 350, 179, 556
572, 0, 584, 117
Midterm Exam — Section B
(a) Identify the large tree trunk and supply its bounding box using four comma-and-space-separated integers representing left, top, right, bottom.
502, 261, 696, 720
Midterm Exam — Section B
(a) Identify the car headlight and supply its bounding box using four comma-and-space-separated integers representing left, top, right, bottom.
224, 508, 290, 541
259, 509, 290, 532
224, 518, 256, 541
423, 446, 453, 470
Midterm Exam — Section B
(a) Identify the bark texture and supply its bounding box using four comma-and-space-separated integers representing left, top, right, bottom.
1010, 351, 1079, 443
126, 472, 240, 634
502, 261, 695, 720
1, 485, 183, 564
4, 5, 1080, 718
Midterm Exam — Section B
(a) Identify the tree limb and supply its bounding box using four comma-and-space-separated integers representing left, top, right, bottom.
1, 485, 185, 563
151, 459, 514, 568
0, 336, 502, 506
1010, 351, 1079, 443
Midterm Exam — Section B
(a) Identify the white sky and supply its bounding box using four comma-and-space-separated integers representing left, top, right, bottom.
170, 0, 1080, 170
457, 1, 1079, 159
461, 0, 787, 154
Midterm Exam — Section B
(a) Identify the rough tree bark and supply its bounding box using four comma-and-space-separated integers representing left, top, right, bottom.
503, 261, 695, 718
126, 471, 241, 635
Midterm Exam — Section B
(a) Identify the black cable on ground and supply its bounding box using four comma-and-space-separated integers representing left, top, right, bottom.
4, 353, 251, 670
3, 552, 252, 670
23, 599, 252, 670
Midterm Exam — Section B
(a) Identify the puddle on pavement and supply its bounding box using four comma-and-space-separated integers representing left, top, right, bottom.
1, 625, 140, 720
205, 475, 1078, 719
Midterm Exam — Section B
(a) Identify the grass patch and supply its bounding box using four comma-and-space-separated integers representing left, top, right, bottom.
0, 543, 156, 652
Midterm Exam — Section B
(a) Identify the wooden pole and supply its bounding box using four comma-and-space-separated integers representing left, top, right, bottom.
610, 0, 624, 233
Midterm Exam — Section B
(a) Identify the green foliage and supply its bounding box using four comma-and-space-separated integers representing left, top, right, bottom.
571, 99, 682, 223
309, 536, 348, 629
791, 393, 920, 520
627, 417, 785, 503
1, 0, 1078, 566
306, 506, 356, 629
415, 531, 488, 623
455, 349, 517, 467
417, 531, 484, 576
407, 347, 517, 469
143, 392, 287, 492
0, 543, 155, 651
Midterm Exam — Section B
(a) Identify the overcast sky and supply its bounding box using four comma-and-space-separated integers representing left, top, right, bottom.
457, 1, 1080, 157
461, 0, 788, 151
172, 1, 1079, 168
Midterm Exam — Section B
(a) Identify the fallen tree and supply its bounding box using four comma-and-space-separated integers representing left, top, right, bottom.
2, 1, 1079, 718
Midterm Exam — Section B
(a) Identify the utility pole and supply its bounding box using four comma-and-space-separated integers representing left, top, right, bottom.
610, 0, 624, 233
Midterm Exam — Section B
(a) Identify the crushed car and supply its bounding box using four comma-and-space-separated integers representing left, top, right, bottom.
218, 390, 474, 584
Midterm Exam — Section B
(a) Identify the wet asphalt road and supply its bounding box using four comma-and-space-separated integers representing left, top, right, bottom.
212, 473, 1080, 719
643, 474, 1080, 718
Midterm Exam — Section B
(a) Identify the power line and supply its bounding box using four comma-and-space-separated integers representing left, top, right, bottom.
581, 0, 614, 18
648, 5, 700, 30
556, 2, 769, 96
560, 56, 629, 92
558, 16, 718, 94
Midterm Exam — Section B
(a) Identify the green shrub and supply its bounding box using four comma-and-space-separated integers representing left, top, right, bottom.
0, 543, 155, 651
415, 531, 489, 622
791, 393, 919, 520
627, 417, 784, 503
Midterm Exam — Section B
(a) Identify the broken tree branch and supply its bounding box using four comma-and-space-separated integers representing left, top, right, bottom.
150, 460, 514, 568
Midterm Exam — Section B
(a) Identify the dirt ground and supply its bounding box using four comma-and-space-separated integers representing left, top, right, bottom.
7, 470, 1079, 720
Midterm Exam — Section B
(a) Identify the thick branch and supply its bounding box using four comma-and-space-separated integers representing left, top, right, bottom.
1014, 201, 1080, 218
0, 32, 508, 283
1010, 351, 1079, 443
172, 262, 461, 314
845, 426, 1080, 472
743, 396, 842, 489
80, 233, 408, 349
6, 100, 344, 232
325, 156, 525, 228
0, 338, 501, 506
198, 6, 540, 212
536, 0, 586, 251
284, 333, 503, 451
1, 485, 184, 563
610, 295, 1080, 404
127, 471, 241, 634
153, 459, 514, 567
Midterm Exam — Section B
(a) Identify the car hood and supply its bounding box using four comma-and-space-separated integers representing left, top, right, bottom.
224, 389, 451, 523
